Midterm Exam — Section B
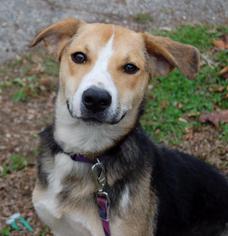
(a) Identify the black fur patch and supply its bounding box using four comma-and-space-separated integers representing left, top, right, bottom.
37, 124, 228, 235
37, 125, 62, 186
152, 147, 228, 236
39, 125, 62, 155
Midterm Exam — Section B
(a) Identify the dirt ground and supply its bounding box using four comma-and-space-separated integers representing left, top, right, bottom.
0, 55, 55, 234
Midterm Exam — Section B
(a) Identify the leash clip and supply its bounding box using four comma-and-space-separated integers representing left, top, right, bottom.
91, 159, 107, 192
92, 159, 112, 236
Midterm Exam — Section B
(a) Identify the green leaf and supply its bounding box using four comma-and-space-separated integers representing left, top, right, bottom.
12, 89, 27, 102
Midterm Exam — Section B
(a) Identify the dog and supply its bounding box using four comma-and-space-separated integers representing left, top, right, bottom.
30, 18, 228, 236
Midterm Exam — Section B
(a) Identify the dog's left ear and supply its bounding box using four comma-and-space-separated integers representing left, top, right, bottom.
143, 33, 200, 80
30, 18, 85, 60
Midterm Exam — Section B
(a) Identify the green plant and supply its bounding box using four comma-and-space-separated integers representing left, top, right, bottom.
1, 154, 27, 176
11, 75, 40, 102
221, 124, 228, 142
0, 226, 11, 236
215, 50, 228, 66
39, 225, 50, 236
43, 57, 59, 77
0, 51, 58, 102
133, 12, 153, 24
12, 89, 27, 102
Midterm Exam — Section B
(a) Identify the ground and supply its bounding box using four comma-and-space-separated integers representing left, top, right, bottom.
0, 2, 228, 235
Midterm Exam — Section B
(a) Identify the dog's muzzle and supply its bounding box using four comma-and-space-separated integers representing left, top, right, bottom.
67, 86, 126, 124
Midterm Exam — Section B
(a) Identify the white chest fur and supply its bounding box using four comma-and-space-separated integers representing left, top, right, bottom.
33, 153, 102, 235
33, 153, 129, 236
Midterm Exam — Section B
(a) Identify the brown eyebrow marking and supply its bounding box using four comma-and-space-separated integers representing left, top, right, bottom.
84, 45, 90, 54
122, 55, 131, 63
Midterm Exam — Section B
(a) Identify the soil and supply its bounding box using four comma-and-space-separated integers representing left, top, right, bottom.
0, 63, 55, 235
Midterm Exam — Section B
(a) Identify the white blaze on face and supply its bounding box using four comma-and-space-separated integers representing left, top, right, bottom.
72, 34, 118, 117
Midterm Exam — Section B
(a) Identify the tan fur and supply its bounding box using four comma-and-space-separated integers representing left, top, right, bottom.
113, 171, 158, 235
31, 18, 200, 236
53, 23, 151, 143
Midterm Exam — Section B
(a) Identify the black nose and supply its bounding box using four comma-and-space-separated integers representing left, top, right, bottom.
82, 87, 112, 112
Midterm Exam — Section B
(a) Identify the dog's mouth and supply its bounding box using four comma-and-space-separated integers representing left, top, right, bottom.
80, 114, 126, 125
66, 100, 126, 125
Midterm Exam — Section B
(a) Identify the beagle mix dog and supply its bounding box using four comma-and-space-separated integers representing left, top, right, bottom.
31, 18, 228, 236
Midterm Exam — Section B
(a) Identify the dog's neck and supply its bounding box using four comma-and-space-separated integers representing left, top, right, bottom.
54, 93, 134, 156
39, 121, 152, 211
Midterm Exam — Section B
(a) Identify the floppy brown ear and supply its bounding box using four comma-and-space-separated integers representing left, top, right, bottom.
143, 32, 200, 80
30, 18, 85, 60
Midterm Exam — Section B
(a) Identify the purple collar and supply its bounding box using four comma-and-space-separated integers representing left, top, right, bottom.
71, 154, 96, 164
70, 153, 108, 164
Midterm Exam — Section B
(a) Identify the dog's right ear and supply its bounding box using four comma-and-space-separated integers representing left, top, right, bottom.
142, 33, 200, 80
30, 18, 85, 60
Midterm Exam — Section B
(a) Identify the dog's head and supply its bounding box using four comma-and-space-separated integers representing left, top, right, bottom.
31, 18, 200, 152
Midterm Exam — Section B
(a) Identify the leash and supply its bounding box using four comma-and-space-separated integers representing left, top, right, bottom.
92, 160, 111, 236
70, 154, 111, 236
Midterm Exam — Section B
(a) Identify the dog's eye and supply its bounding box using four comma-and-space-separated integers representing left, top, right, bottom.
123, 63, 139, 74
71, 52, 87, 64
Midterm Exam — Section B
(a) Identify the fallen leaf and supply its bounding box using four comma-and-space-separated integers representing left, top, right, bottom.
208, 85, 225, 92
219, 66, 228, 79
213, 34, 228, 49
178, 117, 188, 123
176, 102, 183, 109
199, 110, 228, 127
213, 39, 225, 49
184, 127, 194, 141
160, 100, 169, 109
186, 111, 200, 118
40, 77, 53, 88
